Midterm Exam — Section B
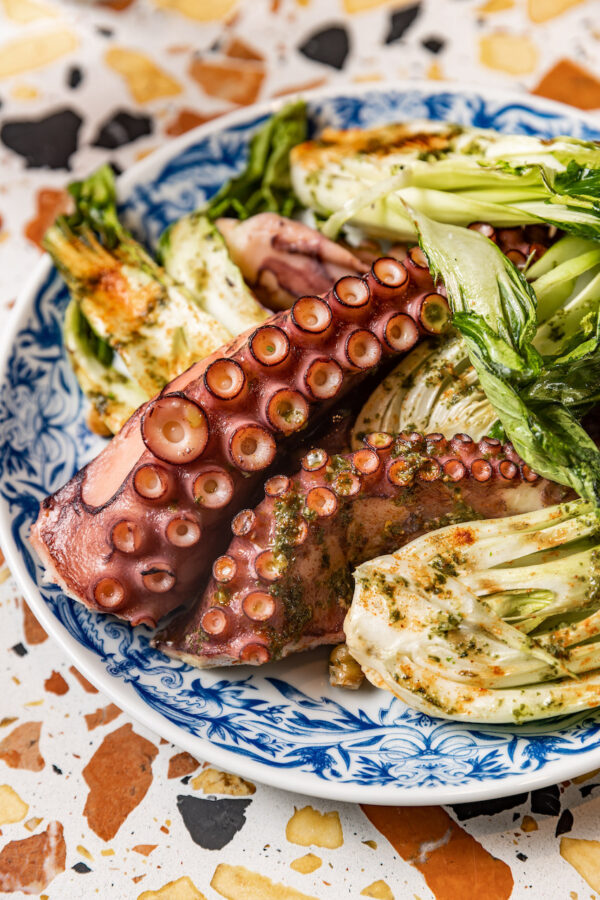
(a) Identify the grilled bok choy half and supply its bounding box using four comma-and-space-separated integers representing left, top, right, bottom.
290, 120, 600, 241
45, 165, 267, 434
409, 212, 600, 503
352, 232, 600, 445
346, 500, 600, 723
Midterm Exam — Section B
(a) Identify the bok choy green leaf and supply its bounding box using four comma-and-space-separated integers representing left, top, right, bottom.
204, 100, 308, 221
412, 210, 600, 503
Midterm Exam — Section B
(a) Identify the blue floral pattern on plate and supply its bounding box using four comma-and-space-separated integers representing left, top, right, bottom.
3, 86, 600, 802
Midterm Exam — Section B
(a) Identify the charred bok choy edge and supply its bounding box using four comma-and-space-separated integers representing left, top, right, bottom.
346, 499, 600, 723
44, 165, 266, 434
411, 209, 600, 503
290, 121, 600, 241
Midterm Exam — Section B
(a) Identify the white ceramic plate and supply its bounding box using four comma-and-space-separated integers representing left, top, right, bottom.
3, 81, 600, 805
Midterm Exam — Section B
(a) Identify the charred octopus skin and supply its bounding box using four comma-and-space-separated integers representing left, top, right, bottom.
30, 259, 451, 627
154, 433, 571, 667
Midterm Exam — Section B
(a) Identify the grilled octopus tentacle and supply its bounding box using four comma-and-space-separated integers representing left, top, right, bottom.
31, 260, 449, 627
154, 432, 571, 667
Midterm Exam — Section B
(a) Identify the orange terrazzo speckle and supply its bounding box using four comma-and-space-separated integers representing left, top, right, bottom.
84, 703, 122, 731
361, 805, 514, 900
0, 722, 44, 772
21, 601, 47, 645
188, 58, 265, 105
532, 58, 600, 109
165, 109, 220, 135
69, 666, 98, 693
224, 35, 264, 61
44, 671, 69, 695
24, 188, 70, 250
133, 844, 158, 856
82, 724, 158, 841
168, 751, 200, 779
0, 821, 66, 894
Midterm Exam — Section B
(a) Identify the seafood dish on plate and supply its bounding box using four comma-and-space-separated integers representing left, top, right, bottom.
29, 100, 600, 725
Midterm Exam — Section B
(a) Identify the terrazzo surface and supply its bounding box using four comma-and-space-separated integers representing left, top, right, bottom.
2, 0, 600, 896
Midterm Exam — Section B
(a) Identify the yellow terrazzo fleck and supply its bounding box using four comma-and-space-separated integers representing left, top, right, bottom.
528, 0, 583, 22
2, 0, 57, 22
101, 848, 115, 856
152, 0, 237, 21
138, 876, 207, 899
573, 769, 600, 784
343, 0, 397, 12
211, 864, 319, 900
24, 699, 44, 707
191, 767, 255, 796
521, 815, 538, 832
10, 82, 39, 100
290, 854, 322, 874
0, 28, 77, 79
286, 806, 343, 849
479, 32, 538, 75
363, 839, 377, 849
76, 844, 93, 861
0, 784, 28, 825
561, 839, 600, 893
477, 0, 514, 12
105, 48, 181, 103
24, 816, 42, 831
361, 881, 394, 900
427, 61, 443, 80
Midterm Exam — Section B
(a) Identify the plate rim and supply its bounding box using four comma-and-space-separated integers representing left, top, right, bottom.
3, 78, 600, 805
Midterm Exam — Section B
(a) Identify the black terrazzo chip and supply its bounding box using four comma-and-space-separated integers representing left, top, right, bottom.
555, 809, 574, 837
422, 36, 445, 53
452, 792, 528, 820
72, 863, 91, 874
530, 784, 560, 817
10, 642, 27, 656
67, 66, 83, 89
1, 109, 82, 169
516, 852, 528, 862
385, 5, 421, 44
299, 25, 350, 70
92, 111, 153, 149
177, 795, 252, 850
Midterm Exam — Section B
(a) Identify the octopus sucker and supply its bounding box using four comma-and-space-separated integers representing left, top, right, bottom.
31, 257, 439, 626
154, 433, 572, 668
